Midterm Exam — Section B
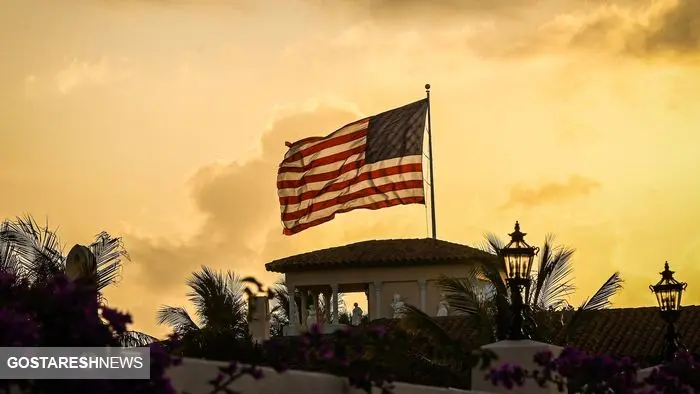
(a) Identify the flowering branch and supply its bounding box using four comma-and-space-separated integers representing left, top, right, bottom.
487, 346, 699, 394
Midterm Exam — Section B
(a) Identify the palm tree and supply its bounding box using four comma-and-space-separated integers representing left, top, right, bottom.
0, 215, 157, 346
270, 280, 293, 337
157, 266, 251, 359
0, 216, 126, 291
399, 233, 623, 352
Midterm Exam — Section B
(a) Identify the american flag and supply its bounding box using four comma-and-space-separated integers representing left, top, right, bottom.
277, 99, 429, 235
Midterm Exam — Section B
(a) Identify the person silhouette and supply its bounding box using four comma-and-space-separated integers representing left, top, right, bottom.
351, 302, 363, 326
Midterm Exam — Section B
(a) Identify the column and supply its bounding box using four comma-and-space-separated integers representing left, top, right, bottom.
331, 283, 339, 324
288, 285, 298, 328
311, 292, 319, 325
300, 290, 308, 326
418, 279, 427, 312
323, 293, 331, 322
374, 281, 383, 319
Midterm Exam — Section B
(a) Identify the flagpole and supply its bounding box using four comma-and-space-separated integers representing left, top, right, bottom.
425, 83, 437, 240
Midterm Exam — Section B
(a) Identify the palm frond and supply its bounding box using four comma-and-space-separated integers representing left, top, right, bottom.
89, 232, 130, 291
435, 275, 486, 315
564, 272, 624, 342
578, 272, 624, 311
477, 233, 505, 256
398, 304, 454, 348
270, 280, 293, 326
186, 266, 247, 329
529, 235, 554, 305
532, 235, 576, 309
184, 266, 249, 338
156, 306, 200, 334
2, 215, 64, 282
0, 223, 21, 275
119, 331, 159, 347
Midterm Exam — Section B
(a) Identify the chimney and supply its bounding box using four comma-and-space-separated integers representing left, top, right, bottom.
249, 295, 270, 344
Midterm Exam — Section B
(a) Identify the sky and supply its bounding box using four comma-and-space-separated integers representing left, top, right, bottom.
2, 0, 699, 337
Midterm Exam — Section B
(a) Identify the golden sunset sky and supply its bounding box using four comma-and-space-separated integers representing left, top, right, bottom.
2, 0, 699, 337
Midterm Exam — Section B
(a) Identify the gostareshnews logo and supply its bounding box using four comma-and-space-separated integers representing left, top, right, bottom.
0, 347, 150, 379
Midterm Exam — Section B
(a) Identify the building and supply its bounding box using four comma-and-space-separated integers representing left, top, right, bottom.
265, 238, 498, 335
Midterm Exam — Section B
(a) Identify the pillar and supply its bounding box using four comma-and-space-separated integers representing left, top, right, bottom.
418, 279, 427, 312
288, 285, 298, 328
323, 293, 331, 322
374, 281, 383, 319
249, 295, 270, 344
300, 290, 308, 326
311, 291, 319, 318
331, 283, 339, 324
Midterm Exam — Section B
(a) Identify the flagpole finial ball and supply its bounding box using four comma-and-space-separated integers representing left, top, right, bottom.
425, 83, 431, 90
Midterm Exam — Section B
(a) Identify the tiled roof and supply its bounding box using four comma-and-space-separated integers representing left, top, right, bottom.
368, 305, 700, 364
265, 238, 496, 273
555, 305, 700, 361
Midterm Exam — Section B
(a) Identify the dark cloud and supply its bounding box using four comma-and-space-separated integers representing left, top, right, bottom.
637, 0, 700, 55
501, 175, 601, 209
570, 0, 700, 56
319, 0, 540, 18
314, 0, 698, 58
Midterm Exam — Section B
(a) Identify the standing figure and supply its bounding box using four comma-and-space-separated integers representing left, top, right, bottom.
391, 293, 405, 318
306, 303, 318, 328
437, 293, 449, 317
351, 302, 363, 326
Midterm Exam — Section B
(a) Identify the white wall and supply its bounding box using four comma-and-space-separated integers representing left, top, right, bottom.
167, 357, 494, 394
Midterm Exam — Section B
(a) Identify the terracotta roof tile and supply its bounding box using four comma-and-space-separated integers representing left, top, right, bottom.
369, 305, 700, 364
265, 238, 496, 273
556, 305, 700, 361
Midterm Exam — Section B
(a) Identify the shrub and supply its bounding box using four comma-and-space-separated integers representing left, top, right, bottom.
0, 271, 181, 394
487, 345, 700, 394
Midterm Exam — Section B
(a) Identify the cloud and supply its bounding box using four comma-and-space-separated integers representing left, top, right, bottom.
54, 57, 132, 94
104, 100, 376, 333
630, 0, 700, 55
501, 175, 601, 209
303, 0, 699, 59
568, 0, 700, 56
310, 0, 543, 20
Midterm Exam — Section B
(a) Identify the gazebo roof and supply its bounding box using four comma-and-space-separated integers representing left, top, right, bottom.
265, 238, 496, 273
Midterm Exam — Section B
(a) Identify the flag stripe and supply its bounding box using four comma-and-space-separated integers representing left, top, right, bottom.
278, 144, 366, 174
283, 195, 425, 235
281, 179, 424, 222
278, 155, 422, 196
282, 127, 368, 166
283, 119, 369, 161
277, 156, 367, 189
281, 168, 424, 211
280, 133, 366, 172
283, 189, 425, 231
283, 193, 425, 234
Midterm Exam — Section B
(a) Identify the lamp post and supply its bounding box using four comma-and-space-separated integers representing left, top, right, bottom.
501, 221, 539, 340
649, 261, 687, 360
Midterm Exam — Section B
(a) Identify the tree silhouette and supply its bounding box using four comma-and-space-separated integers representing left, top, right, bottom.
157, 265, 252, 359
399, 233, 623, 368
0, 215, 157, 346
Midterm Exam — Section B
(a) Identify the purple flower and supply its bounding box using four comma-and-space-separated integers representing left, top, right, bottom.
101, 307, 132, 334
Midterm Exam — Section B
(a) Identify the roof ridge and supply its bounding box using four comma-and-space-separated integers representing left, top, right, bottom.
265, 238, 496, 273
